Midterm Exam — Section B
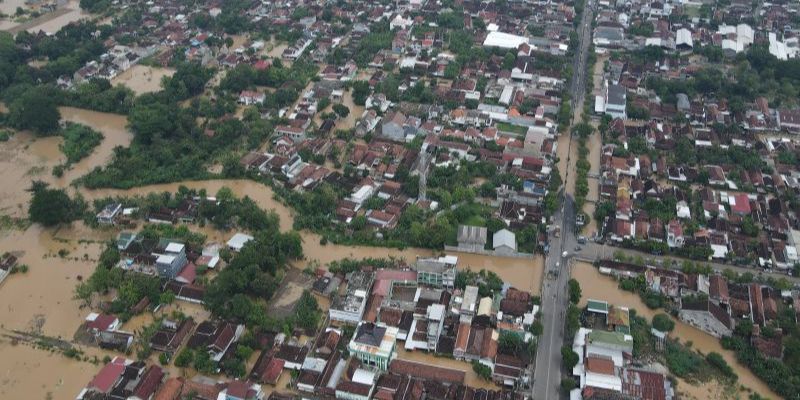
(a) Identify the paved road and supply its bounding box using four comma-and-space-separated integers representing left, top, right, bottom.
574, 242, 800, 284
531, 2, 595, 399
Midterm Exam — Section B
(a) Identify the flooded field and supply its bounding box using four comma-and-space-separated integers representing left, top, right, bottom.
24, 7, 87, 35
0, 339, 97, 400
112, 65, 175, 95
0, 107, 132, 217
571, 261, 779, 399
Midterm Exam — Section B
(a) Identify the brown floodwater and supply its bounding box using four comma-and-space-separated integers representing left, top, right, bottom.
84, 180, 545, 293
111, 65, 176, 95
571, 261, 779, 399
0, 339, 97, 400
0, 107, 132, 217
0, 103, 543, 397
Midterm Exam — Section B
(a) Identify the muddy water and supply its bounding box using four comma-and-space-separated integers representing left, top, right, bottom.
334, 90, 364, 131
0, 223, 112, 338
0, 339, 96, 400
571, 262, 779, 399
396, 347, 499, 390
0, 222, 113, 400
263, 41, 288, 59
58, 107, 134, 183
84, 180, 544, 293
25, 6, 87, 35
111, 65, 175, 95
0, 107, 132, 217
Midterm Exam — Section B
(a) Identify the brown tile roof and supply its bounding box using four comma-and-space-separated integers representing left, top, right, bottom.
154, 377, 182, 400
586, 356, 615, 375
388, 359, 465, 384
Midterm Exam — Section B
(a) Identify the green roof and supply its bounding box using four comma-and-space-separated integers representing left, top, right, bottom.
586, 299, 609, 314
587, 330, 632, 348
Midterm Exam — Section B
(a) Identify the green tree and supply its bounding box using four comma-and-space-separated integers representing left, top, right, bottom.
652, 313, 675, 332
295, 290, 321, 331
472, 360, 492, 380
562, 345, 579, 370
8, 87, 61, 135
561, 377, 577, 392
27, 182, 83, 226
332, 103, 350, 118
568, 279, 581, 304
174, 348, 194, 367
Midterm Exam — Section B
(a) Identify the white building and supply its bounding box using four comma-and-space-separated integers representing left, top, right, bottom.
596, 81, 626, 119
483, 31, 529, 49
227, 233, 254, 252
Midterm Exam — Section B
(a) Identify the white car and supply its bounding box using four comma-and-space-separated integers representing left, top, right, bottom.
562, 251, 568, 258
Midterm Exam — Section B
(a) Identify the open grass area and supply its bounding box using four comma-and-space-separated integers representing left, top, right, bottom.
496, 122, 528, 135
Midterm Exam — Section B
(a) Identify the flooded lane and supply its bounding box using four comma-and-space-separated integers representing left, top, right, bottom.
571, 261, 779, 399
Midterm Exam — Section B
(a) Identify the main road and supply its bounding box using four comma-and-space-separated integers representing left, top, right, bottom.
532, 1, 595, 398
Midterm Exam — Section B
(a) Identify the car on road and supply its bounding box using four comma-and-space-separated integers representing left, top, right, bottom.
575, 246, 582, 251
577, 236, 587, 244
562, 251, 568, 258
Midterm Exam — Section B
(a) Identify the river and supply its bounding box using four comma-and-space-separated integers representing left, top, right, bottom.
571, 261, 779, 399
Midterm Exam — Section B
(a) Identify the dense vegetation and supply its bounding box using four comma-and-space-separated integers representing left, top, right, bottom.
204, 229, 303, 327
59, 123, 104, 165
27, 181, 86, 226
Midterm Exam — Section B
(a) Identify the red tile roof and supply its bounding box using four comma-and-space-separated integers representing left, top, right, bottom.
88, 357, 127, 393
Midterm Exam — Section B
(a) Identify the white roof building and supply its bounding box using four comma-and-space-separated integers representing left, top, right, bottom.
493, 229, 517, 252
483, 31, 529, 49
165, 242, 185, 254
676, 28, 693, 48
227, 233, 254, 252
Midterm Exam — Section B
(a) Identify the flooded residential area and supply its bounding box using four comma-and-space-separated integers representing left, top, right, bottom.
1, 0, 799, 399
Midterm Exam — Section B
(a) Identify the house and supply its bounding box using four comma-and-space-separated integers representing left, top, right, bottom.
227, 233, 254, 252
381, 111, 408, 141
239, 90, 266, 105
729, 193, 751, 216
154, 242, 188, 279
666, 220, 684, 248
85, 313, 121, 335
348, 322, 399, 370
336, 368, 377, 400
189, 320, 245, 362
220, 380, 265, 400
493, 354, 525, 386
456, 225, 488, 252
493, 229, 518, 254
97, 203, 122, 224
414, 256, 457, 289
679, 299, 733, 338
596, 81, 626, 120
77, 357, 131, 398
150, 318, 195, 353
461, 285, 480, 317
330, 270, 374, 324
